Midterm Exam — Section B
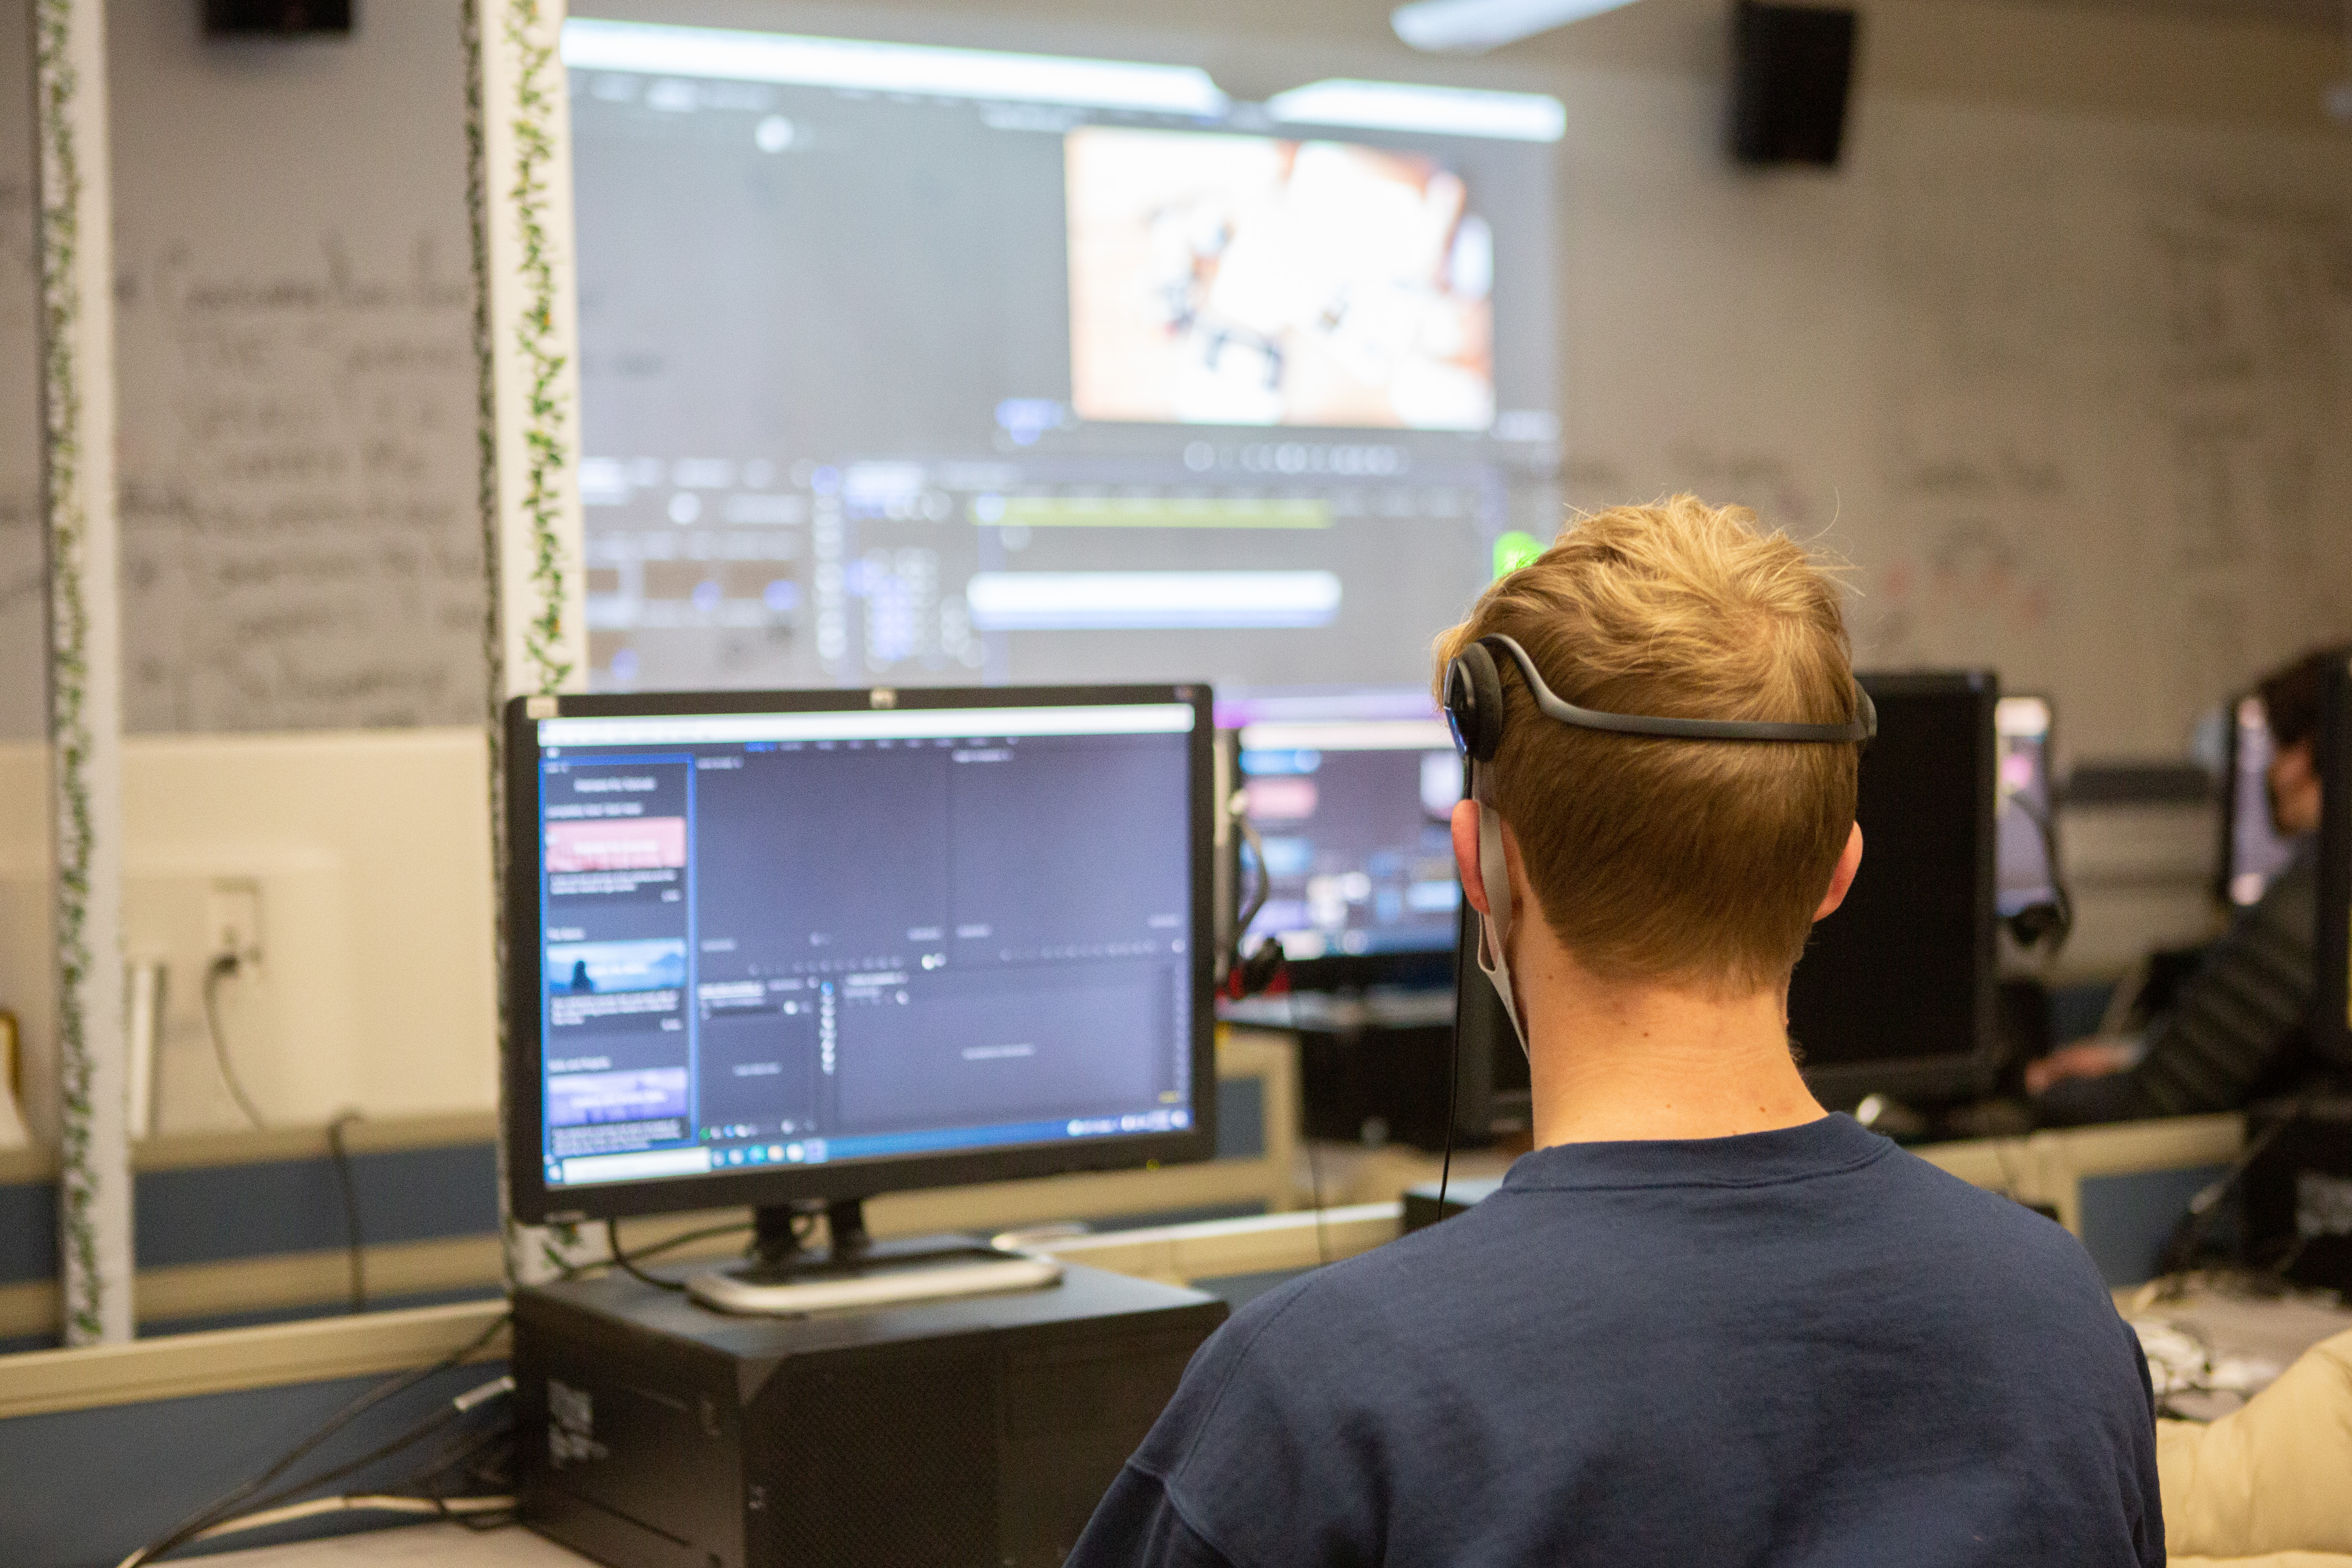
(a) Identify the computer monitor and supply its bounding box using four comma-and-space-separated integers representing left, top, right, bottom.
2219, 692, 2302, 908
1994, 694, 2059, 921
564, 18, 1563, 696
502, 683, 1214, 1309
2317, 658, 2352, 1066
1223, 689, 1462, 987
1786, 672, 1999, 1108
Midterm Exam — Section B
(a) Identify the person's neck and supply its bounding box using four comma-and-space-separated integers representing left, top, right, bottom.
1519, 944, 1826, 1148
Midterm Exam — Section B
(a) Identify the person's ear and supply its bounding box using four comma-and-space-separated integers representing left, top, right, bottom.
1451, 798, 1490, 916
1814, 822, 1864, 922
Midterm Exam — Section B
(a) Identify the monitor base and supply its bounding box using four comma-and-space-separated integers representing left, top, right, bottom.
686, 1199, 1063, 1316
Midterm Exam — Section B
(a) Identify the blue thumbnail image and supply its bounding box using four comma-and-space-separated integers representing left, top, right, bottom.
547, 938, 687, 996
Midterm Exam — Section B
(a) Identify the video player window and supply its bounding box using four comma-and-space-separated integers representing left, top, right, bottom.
530, 701, 1197, 1190
564, 20, 1561, 695
1230, 692, 1461, 961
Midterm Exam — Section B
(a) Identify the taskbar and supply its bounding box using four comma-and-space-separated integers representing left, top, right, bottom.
547, 1104, 1193, 1188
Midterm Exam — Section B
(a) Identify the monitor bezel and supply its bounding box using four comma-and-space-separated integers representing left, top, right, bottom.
1793, 670, 2002, 1110
2316, 659, 2352, 1068
501, 681, 1219, 1226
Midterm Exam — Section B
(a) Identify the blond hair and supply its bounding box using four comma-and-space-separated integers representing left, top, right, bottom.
1435, 496, 1861, 997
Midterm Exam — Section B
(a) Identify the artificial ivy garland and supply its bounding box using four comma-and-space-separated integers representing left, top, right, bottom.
36, 0, 108, 1347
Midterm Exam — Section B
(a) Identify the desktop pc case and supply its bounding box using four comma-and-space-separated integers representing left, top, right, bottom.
515, 1265, 1226, 1568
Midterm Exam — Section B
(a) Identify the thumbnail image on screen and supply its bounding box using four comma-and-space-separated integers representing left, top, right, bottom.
1233, 699, 1463, 961
563, 20, 1560, 697
529, 700, 1199, 1192
2227, 695, 2301, 907
1066, 129, 1494, 431
1994, 695, 2057, 919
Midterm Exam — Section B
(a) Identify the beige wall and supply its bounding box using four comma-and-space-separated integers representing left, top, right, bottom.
0, 730, 498, 1144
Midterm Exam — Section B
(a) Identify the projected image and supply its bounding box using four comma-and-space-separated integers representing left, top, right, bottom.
1067, 127, 1495, 430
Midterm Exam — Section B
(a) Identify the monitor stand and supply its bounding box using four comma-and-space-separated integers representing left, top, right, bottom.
686, 1198, 1063, 1317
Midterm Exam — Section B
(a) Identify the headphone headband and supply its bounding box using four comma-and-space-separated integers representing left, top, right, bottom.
1443, 633, 1877, 761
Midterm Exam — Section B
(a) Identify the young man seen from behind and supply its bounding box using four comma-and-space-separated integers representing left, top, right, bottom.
1066, 497, 2161, 1568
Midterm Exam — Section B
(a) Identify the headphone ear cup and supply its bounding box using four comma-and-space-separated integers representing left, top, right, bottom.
1447, 643, 1505, 763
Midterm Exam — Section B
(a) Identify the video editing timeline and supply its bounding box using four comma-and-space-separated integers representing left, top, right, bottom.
1994, 695, 2058, 918
564, 20, 1562, 696
2227, 694, 2301, 906
533, 702, 1198, 1189
1228, 690, 1463, 960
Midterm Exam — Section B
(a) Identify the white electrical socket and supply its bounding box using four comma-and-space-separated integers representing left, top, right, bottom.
207, 879, 263, 967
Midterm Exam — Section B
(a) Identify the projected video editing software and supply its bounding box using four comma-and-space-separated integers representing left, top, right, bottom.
566, 22, 1561, 696
532, 703, 1197, 1190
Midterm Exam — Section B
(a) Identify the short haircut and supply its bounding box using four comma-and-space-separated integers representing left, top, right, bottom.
1434, 496, 1863, 998
2257, 642, 2352, 770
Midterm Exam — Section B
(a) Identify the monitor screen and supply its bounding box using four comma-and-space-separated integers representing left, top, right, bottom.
564, 19, 1561, 695
2223, 694, 2301, 907
503, 685, 1214, 1222
1226, 690, 1462, 964
1785, 672, 1997, 1106
1994, 694, 2057, 919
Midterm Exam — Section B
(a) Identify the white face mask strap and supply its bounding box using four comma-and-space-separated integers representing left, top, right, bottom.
1472, 768, 1527, 1054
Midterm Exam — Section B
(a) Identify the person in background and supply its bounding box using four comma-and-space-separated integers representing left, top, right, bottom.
1067, 498, 2160, 1568
2029, 642, 2350, 1126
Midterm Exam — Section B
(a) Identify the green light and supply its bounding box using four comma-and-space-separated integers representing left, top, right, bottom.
1492, 531, 1544, 579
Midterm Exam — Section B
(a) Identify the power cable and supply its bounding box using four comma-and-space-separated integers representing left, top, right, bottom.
118, 1312, 510, 1567
201, 953, 268, 1131
326, 1111, 367, 1312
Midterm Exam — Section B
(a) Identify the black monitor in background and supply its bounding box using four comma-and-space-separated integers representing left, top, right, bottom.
2219, 692, 2303, 908
503, 683, 1214, 1311
2318, 658, 2352, 1067
1787, 671, 1999, 1109
1225, 689, 1462, 991
1994, 694, 2059, 921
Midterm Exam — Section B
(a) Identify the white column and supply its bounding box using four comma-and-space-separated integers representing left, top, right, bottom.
466, 0, 589, 1286
33, 0, 131, 1345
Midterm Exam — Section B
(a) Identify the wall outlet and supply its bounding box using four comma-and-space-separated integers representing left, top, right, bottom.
207, 879, 263, 967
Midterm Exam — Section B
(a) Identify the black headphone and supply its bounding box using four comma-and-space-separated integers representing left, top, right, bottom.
1442, 634, 1877, 759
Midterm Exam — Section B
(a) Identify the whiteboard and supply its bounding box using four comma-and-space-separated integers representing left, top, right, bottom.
0, 3, 2342, 758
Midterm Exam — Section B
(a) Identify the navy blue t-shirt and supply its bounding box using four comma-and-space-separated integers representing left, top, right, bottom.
1068, 1114, 2161, 1568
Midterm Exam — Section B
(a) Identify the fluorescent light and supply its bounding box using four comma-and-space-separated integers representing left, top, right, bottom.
1265, 79, 1565, 142
1391, 0, 1640, 54
540, 705, 1195, 747
562, 19, 1228, 117
964, 571, 1342, 631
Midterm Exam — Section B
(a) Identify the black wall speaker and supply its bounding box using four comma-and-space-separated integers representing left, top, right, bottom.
1730, 0, 1858, 167
204, 0, 352, 35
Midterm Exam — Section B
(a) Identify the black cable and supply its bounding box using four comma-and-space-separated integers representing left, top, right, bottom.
607, 1216, 689, 1291
326, 1111, 367, 1313
125, 1311, 511, 1567
201, 953, 268, 1131
1439, 757, 1474, 1215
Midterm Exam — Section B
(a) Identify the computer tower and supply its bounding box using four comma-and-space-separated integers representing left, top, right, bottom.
515, 1264, 1225, 1568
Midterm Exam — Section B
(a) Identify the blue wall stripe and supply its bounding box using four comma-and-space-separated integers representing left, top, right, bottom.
134, 1144, 501, 1269
1213, 1075, 1265, 1161
0, 1178, 59, 1286
0, 1078, 1272, 1286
